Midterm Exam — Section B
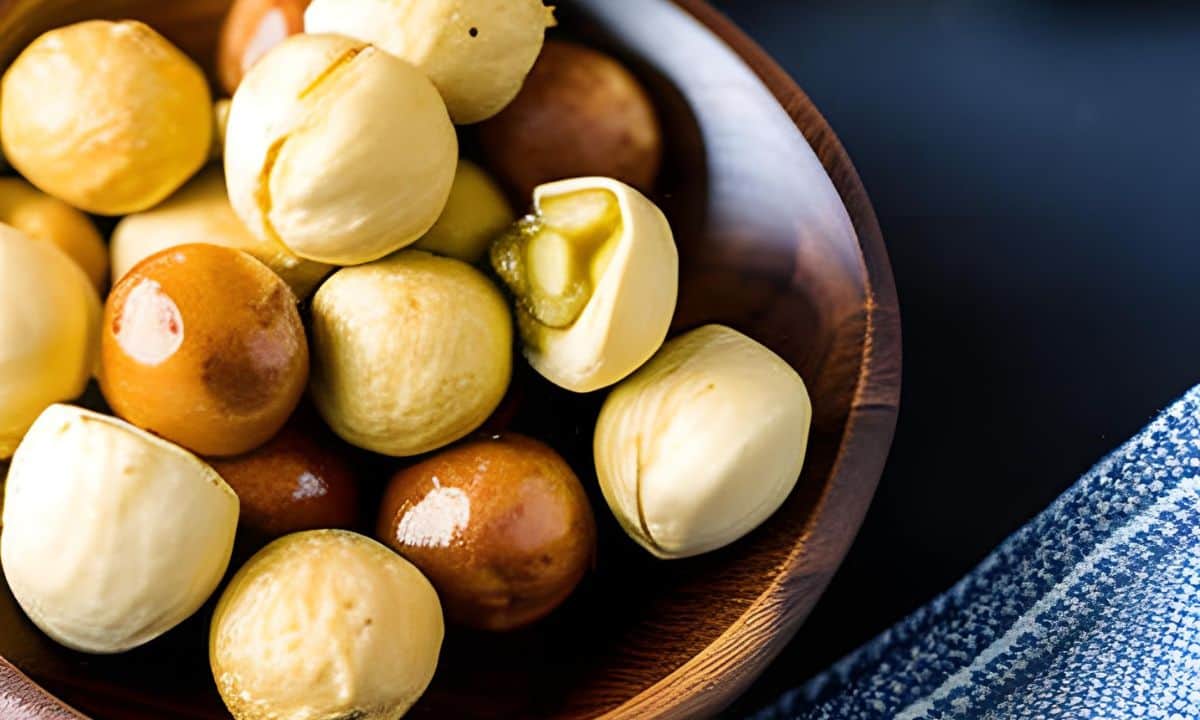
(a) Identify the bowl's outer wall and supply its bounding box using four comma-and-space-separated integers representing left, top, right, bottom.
0, 1, 900, 718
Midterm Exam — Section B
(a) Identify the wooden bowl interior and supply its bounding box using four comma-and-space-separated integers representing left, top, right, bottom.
0, 1, 894, 718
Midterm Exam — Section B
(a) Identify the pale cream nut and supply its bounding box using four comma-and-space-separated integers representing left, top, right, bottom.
225, 33, 457, 265
413, 158, 514, 263
0, 177, 107, 292
518, 177, 678, 393
310, 250, 512, 456
305, 0, 556, 124
210, 530, 443, 720
111, 167, 331, 298
1, 20, 212, 215
1, 404, 239, 653
594, 325, 812, 559
0, 226, 100, 459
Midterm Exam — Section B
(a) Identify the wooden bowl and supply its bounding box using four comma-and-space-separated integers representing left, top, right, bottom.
0, 1, 901, 718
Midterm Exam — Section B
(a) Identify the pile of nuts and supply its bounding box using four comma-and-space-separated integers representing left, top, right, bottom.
0, 1, 813, 717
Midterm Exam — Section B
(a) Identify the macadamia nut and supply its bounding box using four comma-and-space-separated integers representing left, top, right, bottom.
0, 178, 108, 292
413, 158, 514, 263
594, 325, 812, 559
311, 250, 512, 456
491, 177, 678, 392
100, 244, 310, 458
212, 98, 233, 160
305, 0, 556, 124
211, 530, 443, 720
480, 40, 663, 198
225, 33, 457, 265
1, 405, 239, 653
1, 21, 212, 215
217, 0, 308, 95
111, 168, 331, 298
0, 226, 100, 459
378, 434, 595, 631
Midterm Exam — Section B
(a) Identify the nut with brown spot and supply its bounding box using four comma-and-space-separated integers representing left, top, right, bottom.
99, 244, 308, 457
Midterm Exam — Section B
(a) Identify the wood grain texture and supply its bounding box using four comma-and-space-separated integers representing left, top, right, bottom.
0, 659, 84, 720
0, 1, 901, 719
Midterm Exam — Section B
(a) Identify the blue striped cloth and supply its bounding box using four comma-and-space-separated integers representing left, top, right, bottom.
754, 386, 1200, 720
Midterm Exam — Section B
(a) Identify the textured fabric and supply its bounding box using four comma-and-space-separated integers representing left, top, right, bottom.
754, 386, 1200, 720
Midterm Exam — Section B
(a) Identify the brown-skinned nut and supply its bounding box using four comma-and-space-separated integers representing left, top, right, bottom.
99, 244, 309, 457
377, 434, 595, 631
480, 40, 663, 199
216, 0, 308, 95
210, 418, 359, 540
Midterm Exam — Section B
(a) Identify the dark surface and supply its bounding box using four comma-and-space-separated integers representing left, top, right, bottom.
716, 0, 1200, 715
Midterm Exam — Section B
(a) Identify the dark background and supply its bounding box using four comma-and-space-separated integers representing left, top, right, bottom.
706, 1, 1200, 715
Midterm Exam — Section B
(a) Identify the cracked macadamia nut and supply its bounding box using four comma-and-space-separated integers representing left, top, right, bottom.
2, 404, 239, 653
378, 434, 595, 631
217, 0, 308, 95
490, 177, 678, 392
210, 530, 443, 720
225, 33, 457, 265
1, 21, 211, 215
0, 178, 107, 292
311, 250, 512, 456
594, 325, 812, 559
211, 418, 359, 540
99, 244, 309, 457
305, 0, 556, 124
413, 158, 514, 263
0, 226, 100, 459
111, 168, 331, 298
481, 40, 663, 199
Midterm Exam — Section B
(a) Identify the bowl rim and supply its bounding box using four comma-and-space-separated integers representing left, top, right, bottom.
0, 657, 86, 719
597, 2, 902, 718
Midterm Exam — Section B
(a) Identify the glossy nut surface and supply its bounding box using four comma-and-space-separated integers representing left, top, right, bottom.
211, 530, 443, 720
492, 177, 678, 393
480, 40, 663, 199
413, 158, 514, 263
216, 0, 308, 95
211, 418, 359, 540
100, 244, 308, 457
378, 434, 595, 631
1, 21, 211, 215
310, 250, 512, 456
0, 226, 100, 459
305, 0, 556, 124
111, 167, 331, 298
0, 177, 107, 292
2, 405, 238, 653
225, 33, 457, 265
595, 325, 812, 559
